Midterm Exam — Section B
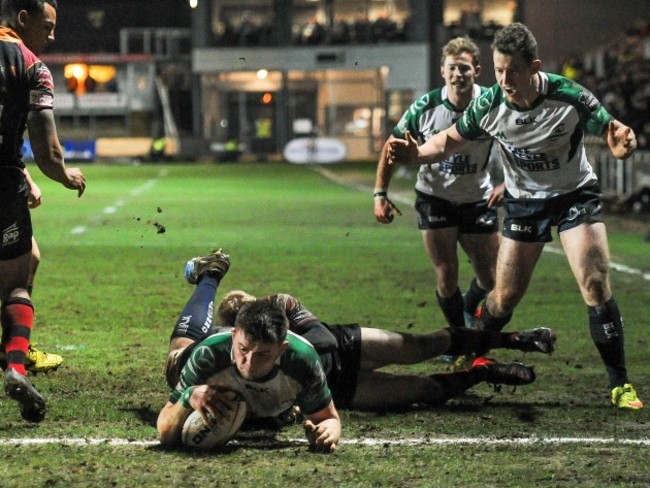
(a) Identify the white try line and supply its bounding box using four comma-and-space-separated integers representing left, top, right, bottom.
1, 436, 649, 447
312, 166, 650, 282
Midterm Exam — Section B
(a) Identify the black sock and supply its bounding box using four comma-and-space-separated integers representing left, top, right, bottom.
429, 368, 486, 402
436, 288, 465, 328
445, 327, 503, 357
464, 278, 487, 315
479, 305, 512, 332
588, 297, 627, 388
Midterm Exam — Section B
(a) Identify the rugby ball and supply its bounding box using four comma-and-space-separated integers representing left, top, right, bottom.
181, 391, 247, 449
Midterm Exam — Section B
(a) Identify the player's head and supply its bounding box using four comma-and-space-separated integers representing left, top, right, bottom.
217, 290, 257, 327
232, 300, 288, 380
440, 37, 481, 97
2, 0, 57, 55
491, 23, 541, 107
442, 37, 480, 67
491, 22, 538, 64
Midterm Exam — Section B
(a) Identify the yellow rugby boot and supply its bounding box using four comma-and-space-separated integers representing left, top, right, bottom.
25, 344, 63, 374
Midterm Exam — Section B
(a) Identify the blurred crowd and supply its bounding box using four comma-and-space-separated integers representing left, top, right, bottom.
294, 14, 411, 45
213, 12, 506, 47
213, 13, 416, 46
563, 19, 650, 149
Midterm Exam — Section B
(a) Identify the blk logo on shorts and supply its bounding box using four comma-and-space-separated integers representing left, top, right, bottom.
510, 224, 533, 234
2, 222, 19, 247
428, 215, 447, 223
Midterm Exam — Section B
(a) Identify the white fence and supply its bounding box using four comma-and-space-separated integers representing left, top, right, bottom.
586, 140, 650, 198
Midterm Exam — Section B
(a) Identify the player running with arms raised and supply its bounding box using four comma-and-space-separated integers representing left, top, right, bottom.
388, 23, 641, 409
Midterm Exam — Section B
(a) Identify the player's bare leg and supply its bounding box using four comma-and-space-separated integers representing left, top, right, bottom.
359, 328, 450, 370
358, 326, 555, 371
481, 237, 544, 331
559, 222, 611, 306
459, 232, 498, 297
422, 228, 465, 328
350, 361, 536, 411
560, 222, 642, 408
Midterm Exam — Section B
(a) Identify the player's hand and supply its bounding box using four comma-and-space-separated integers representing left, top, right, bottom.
486, 183, 505, 208
187, 384, 235, 427
374, 195, 403, 224
28, 182, 42, 208
64, 168, 87, 197
303, 419, 337, 453
387, 131, 419, 165
607, 121, 636, 159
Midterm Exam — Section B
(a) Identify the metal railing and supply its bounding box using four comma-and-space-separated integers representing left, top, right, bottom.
586, 138, 650, 197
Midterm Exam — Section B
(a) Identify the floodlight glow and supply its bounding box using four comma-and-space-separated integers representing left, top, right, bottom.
257, 69, 268, 80
189, 0, 198, 8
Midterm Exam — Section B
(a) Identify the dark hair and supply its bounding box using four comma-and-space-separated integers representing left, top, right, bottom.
491, 22, 538, 64
234, 300, 288, 344
2, 0, 57, 20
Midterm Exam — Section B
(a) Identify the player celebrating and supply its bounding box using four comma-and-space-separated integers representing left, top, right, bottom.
374, 37, 503, 332
388, 23, 642, 409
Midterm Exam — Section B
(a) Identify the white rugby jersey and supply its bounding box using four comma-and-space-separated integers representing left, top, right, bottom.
456, 72, 611, 199
393, 84, 495, 204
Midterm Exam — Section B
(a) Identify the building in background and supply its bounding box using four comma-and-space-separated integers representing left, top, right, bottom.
41, 0, 647, 171
42, 0, 520, 160
189, 0, 517, 160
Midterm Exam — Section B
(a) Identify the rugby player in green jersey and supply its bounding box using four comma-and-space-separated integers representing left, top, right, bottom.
159, 249, 553, 450
158, 250, 340, 452
374, 37, 503, 332
388, 23, 642, 410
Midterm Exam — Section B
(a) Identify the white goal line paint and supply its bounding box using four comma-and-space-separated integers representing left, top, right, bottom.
312, 166, 650, 282
1, 436, 649, 447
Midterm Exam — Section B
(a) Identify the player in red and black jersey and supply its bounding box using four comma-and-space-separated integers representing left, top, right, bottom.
0, 0, 86, 423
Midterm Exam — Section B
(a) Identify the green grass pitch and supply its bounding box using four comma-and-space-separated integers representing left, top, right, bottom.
0, 161, 648, 487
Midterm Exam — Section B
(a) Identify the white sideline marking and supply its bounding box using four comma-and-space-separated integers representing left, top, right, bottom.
69, 170, 167, 235
1, 436, 649, 447
312, 166, 650, 282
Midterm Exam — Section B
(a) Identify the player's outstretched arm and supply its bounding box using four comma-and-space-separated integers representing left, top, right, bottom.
27, 109, 86, 197
606, 120, 637, 160
303, 400, 341, 453
387, 126, 469, 165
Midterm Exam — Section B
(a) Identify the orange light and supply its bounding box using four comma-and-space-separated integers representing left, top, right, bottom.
261, 92, 273, 104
